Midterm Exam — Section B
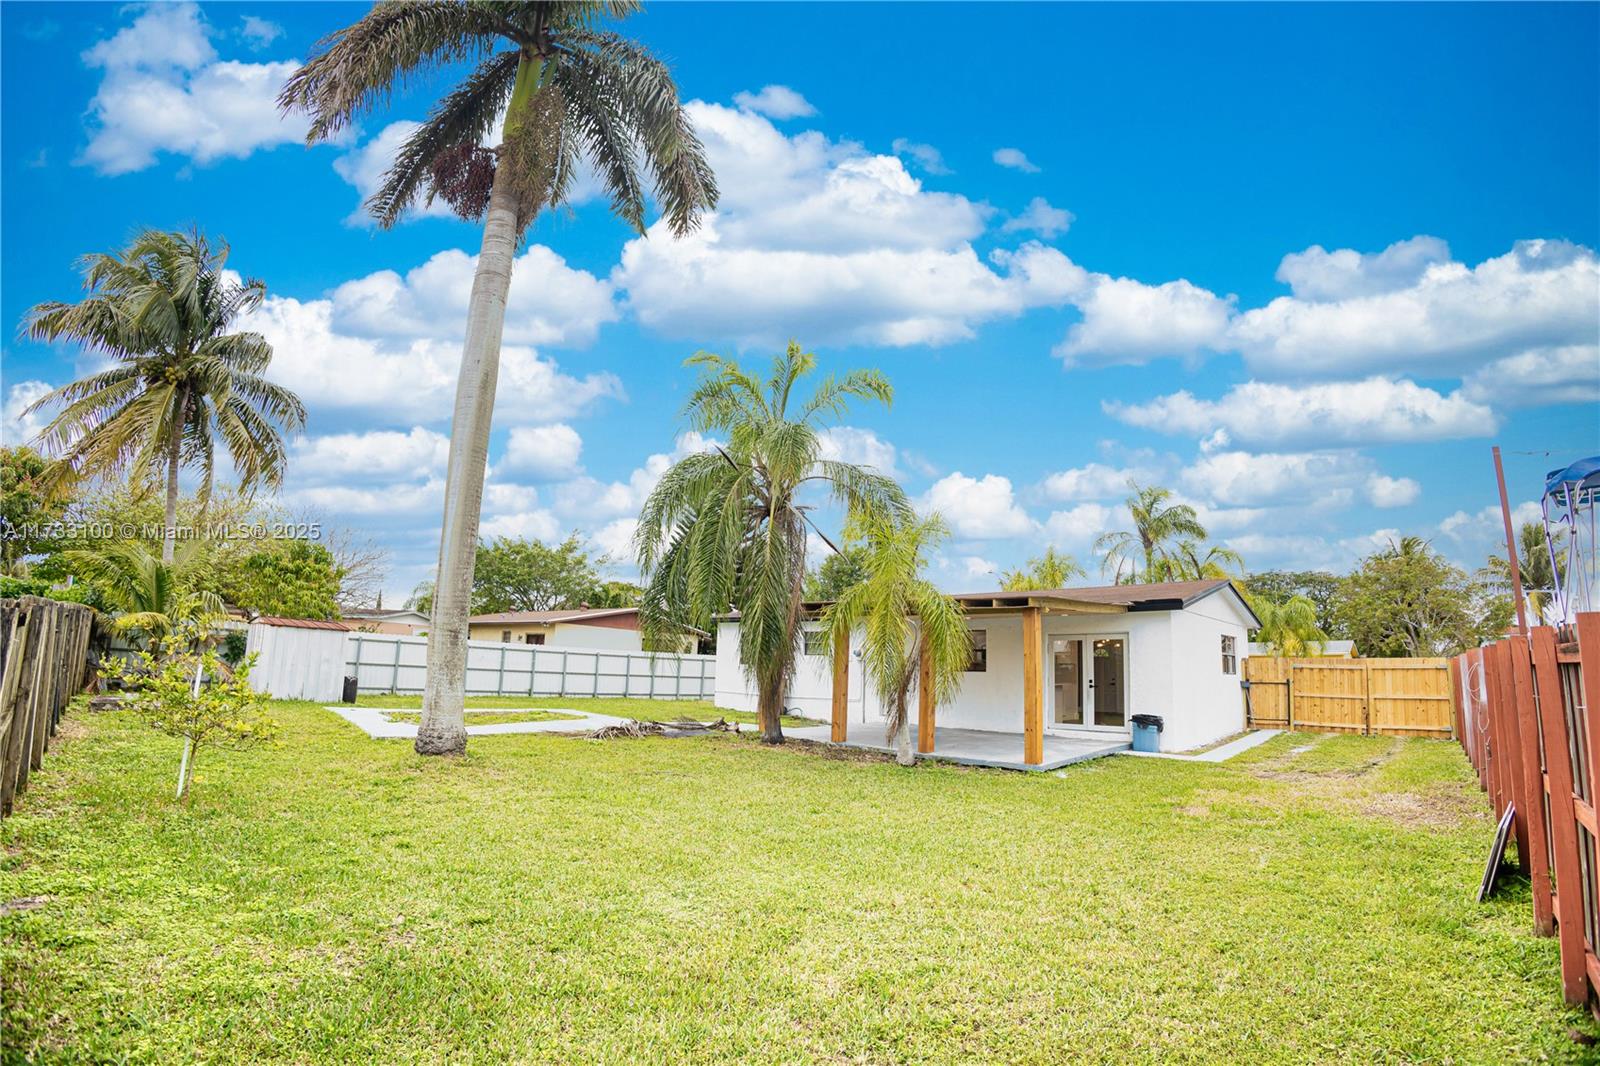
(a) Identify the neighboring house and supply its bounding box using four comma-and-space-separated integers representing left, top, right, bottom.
715, 578, 1260, 762
1246, 639, 1356, 658
341, 607, 431, 636
467, 606, 688, 651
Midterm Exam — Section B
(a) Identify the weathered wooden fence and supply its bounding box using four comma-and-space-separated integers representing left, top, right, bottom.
0, 597, 97, 818
1243, 656, 1455, 737
1455, 617, 1600, 1013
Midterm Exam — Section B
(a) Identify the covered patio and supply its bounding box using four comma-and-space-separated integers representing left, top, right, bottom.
819, 590, 1134, 769
785, 721, 1129, 771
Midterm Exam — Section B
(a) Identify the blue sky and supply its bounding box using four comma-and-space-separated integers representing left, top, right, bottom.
3, 2, 1597, 604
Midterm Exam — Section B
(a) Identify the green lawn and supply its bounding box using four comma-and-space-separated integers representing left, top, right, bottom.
2, 707, 1591, 1063
354, 693, 822, 728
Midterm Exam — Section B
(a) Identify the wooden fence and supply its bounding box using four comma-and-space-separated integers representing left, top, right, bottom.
0, 597, 97, 818
1243, 655, 1455, 737
1455, 617, 1600, 1014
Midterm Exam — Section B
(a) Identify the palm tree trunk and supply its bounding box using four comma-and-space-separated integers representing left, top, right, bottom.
756, 668, 785, 745
416, 142, 525, 757
162, 387, 186, 565
892, 705, 914, 767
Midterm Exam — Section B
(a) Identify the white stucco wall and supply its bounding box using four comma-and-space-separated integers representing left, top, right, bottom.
1160, 594, 1252, 751
714, 588, 1254, 752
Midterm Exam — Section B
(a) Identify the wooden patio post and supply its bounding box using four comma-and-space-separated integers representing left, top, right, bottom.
917, 638, 935, 754
830, 630, 849, 744
1022, 606, 1043, 766
1530, 626, 1588, 1001
1509, 636, 1554, 933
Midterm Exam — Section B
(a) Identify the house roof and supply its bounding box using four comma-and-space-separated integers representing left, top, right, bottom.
467, 607, 641, 625
787, 578, 1261, 627
341, 607, 429, 622
254, 616, 351, 631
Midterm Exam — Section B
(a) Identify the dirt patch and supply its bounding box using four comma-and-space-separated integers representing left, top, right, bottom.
1359, 789, 1481, 829
1, 895, 52, 916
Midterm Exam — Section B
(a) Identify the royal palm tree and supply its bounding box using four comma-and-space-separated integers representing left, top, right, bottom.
281, 1, 717, 756
1249, 593, 1328, 657
999, 547, 1085, 591
636, 344, 908, 744
1482, 520, 1565, 622
821, 513, 970, 767
66, 540, 224, 651
1094, 482, 1208, 583
23, 229, 304, 564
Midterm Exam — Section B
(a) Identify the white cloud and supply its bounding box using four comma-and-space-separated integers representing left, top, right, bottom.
961, 556, 998, 580
550, 432, 717, 521
1275, 235, 1453, 301
918, 473, 1035, 539
1461, 345, 1600, 408
733, 85, 815, 119
993, 147, 1039, 173
1041, 502, 1122, 551
1181, 450, 1359, 508
1366, 474, 1421, 509
1232, 238, 1600, 378
1036, 462, 1147, 502
891, 138, 950, 175
80, 3, 308, 175
240, 292, 622, 426
331, 121, 450, 223
1001, 197, 1074, 239
1054, 275, 1234, 365
480, 508, 562, 543
286, 479, 443, 518
499, 424, 583, 480
238, 15, 283, 49
2, 380, 53, 446
590, 518, 640, 564
291, 427, 449, 483
1106, 377, 1494, 447
817, 426, 898, 476
327, 246, 618, 348
612, 104, 1094, 348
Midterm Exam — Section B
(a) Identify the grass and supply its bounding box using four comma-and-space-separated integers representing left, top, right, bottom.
2, 705, 1593, 1063
354, 693, 822, 728
380, 709, 583, 726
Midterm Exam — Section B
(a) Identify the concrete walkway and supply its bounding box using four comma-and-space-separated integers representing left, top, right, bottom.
1119, 728, 1282, 763
325, 705, 633, 740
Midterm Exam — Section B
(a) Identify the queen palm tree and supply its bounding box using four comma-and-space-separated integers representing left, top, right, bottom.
821, 513, 970, 767
1150, 540, 1245, 582
1094, 483, 1208, 584
23, 229, 304, 564
636, 344, 908, 744
281, 1, 716, 756
1249, 594, 1328, 657
999, 547, 1085, 591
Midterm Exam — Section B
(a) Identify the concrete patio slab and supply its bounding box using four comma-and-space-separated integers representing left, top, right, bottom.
324, 705, 633, 740
784, 722, 1128, 771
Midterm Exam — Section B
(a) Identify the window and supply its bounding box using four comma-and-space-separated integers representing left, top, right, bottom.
500, 629, 512, 643
528, 633, 546, 645
803, 629, 829, 657
967, 629, 987, 672
1221, 635, 1237, 675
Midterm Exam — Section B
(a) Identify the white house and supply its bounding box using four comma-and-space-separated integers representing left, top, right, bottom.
714, 578, 1259, 765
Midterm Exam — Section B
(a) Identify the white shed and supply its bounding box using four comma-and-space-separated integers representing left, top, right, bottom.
245, 617, 352, 702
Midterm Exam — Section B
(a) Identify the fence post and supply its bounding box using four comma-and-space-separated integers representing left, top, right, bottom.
1530, 627, 1588, 1002
1286, 672, 1295, 731
1361, 658, 1373, 736
1493, 641, 1533, 873
1509, 636, 1554, 934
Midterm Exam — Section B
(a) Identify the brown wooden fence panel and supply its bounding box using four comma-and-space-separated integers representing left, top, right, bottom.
1244, 656, 1454, 737
0, 597, 97, 818
1453, 614, 1600, 1016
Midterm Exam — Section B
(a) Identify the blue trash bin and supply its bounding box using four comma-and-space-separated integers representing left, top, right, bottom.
1130, 714, 1163, 753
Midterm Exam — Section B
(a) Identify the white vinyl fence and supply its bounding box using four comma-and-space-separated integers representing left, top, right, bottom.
344, 632, 716, 701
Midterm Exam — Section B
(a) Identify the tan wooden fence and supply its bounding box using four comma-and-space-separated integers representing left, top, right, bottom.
1244, 655, 1455, 738
0, 597, 97, 818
